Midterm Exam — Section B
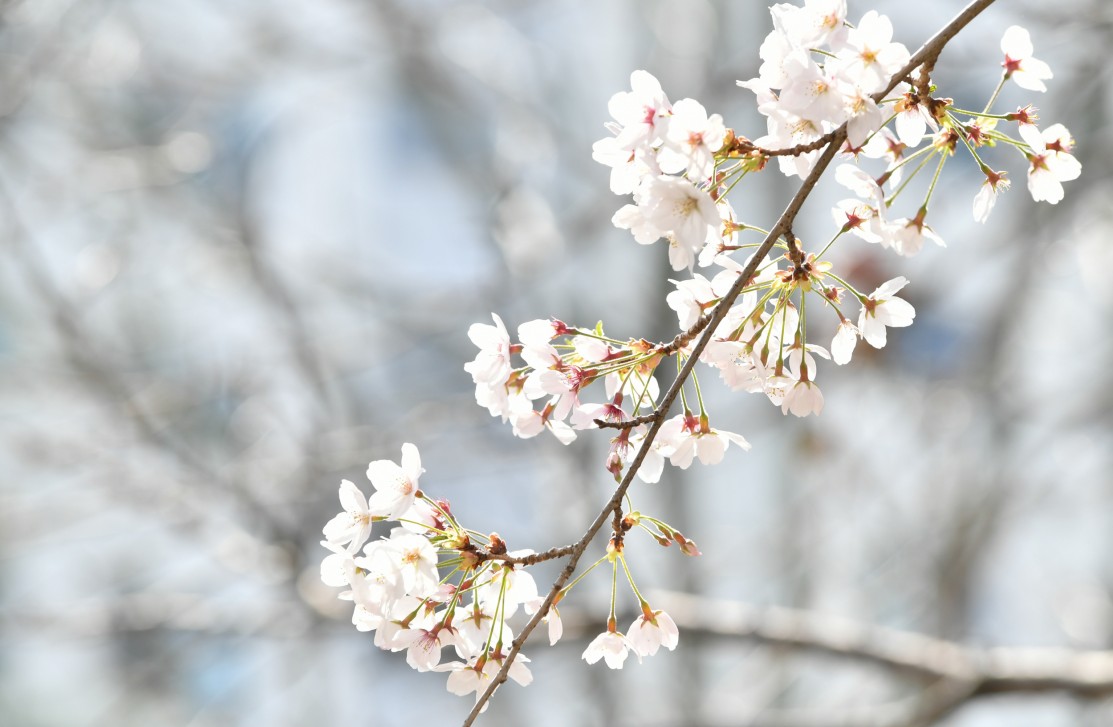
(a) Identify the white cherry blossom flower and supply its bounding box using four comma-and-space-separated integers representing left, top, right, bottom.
323, 479, 373, 553
1001, 26, 1053, 92
657, 98, 726, 181
832, 199, 881, 243
844, 86, 884, 148
592, 134, 659, 195
454, 600, 513, 658
1022, 123, 1080, 204
439, 653, 532, 707
608, 70, 672, 150
464, 314, 511, 386
892, 90, 938, 147
885, 215, 945, 257
642, 176, 722, 266
858, 276, 916, 348
771, 0, 848, 50
834, 11, 909, 94
612, 200, 666, 246
388, 529, 440, 599
782, 378, 824, 417
366, 443, 424, 520
658, 412, 751, 469
398, 625, 457, 672
627, 609, 679, 657
582, 630, 637, 669
778, 55, 848, 128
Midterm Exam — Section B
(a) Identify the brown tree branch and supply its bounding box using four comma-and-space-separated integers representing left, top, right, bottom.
461, 2, 998, 723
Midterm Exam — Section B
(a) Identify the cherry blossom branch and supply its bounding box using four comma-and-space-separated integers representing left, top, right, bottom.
477, 545, 577, 566
594, 413, 656, 430
461, 3, 997, 723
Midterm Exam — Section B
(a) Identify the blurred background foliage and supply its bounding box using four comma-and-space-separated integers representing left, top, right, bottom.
2, 0, 1112, 725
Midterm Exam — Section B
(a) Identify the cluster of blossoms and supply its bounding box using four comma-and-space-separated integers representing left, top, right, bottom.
320, 445, 693, 707
325, 2, 1079, 715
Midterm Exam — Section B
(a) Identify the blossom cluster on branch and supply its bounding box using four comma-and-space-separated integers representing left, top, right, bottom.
319, 0, 1077, 720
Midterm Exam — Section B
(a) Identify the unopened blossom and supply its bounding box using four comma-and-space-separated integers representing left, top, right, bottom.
657, 98, 726, 181
858, 276, 916, 348
582, 630, 637, 669
1001, 25, 1053, 92
464, 314, 512, 386
627, 609, 679, 657
366, 443, 424, 520
323, 479, 374, 553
